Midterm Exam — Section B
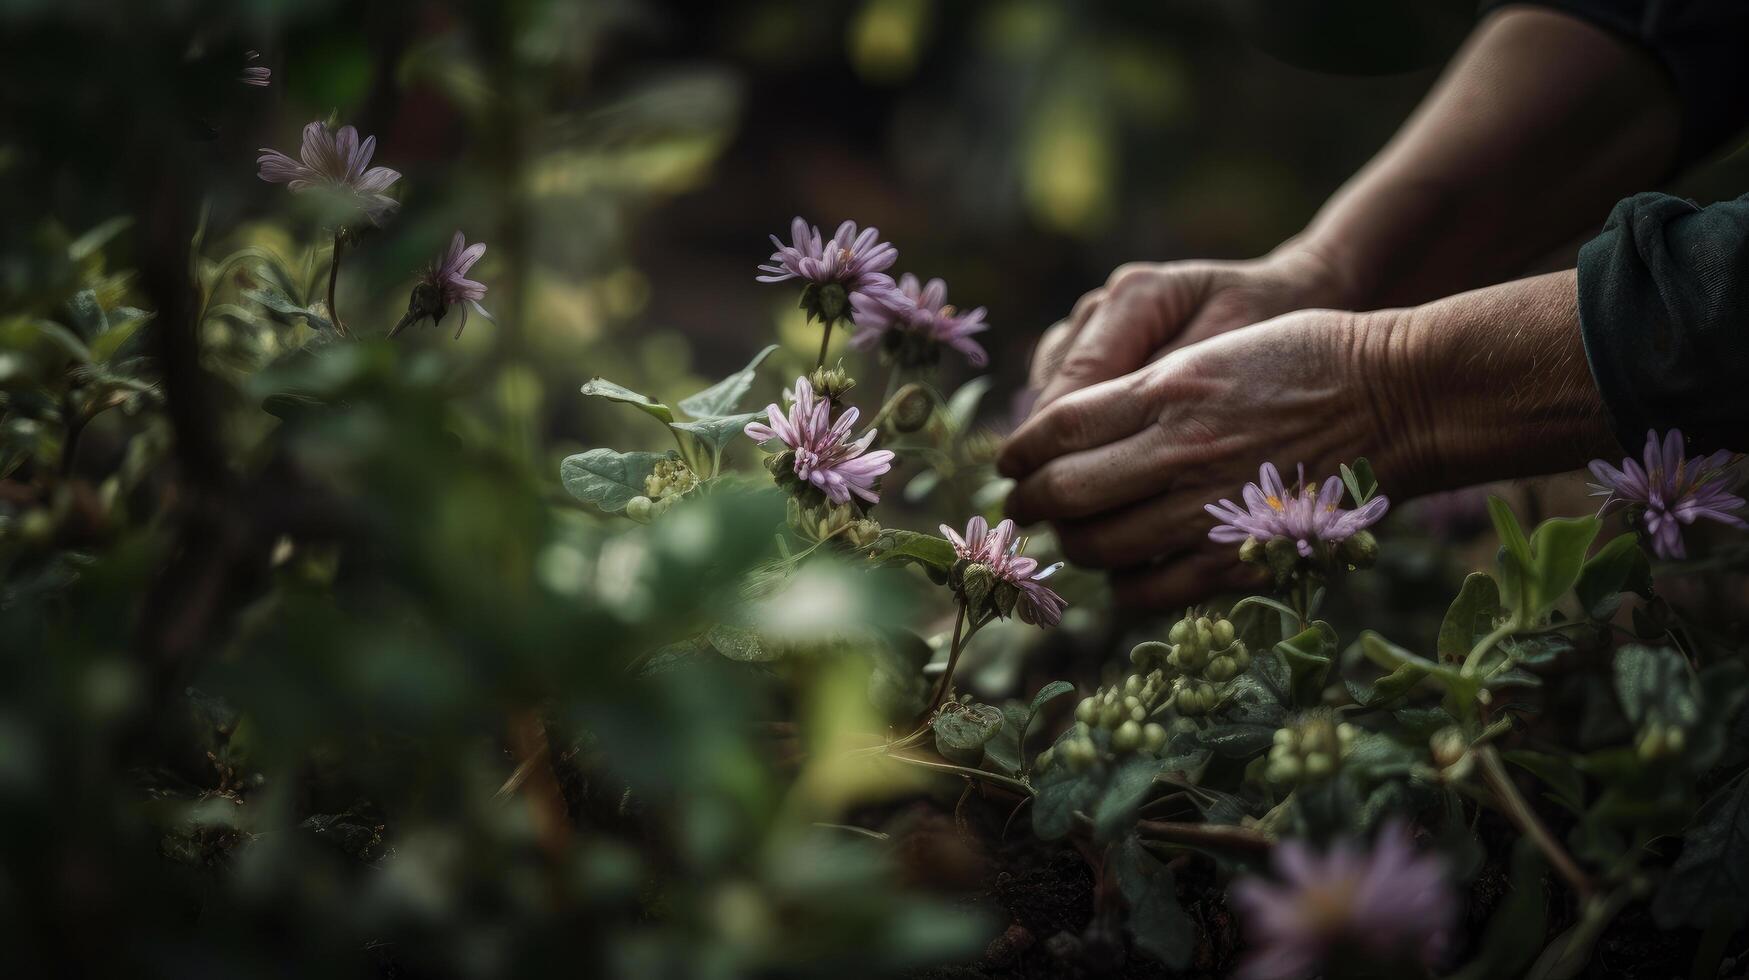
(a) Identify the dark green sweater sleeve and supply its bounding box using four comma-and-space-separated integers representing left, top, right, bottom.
1577, 192, 1749, 453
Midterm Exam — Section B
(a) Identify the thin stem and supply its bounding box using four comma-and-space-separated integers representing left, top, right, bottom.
326, 229, 349, 337
864, 382, 926, 433
60, 395, 87, 477
815, 315, 835, 368
924, 602, 969, 716
1477, 745, 1593, 900
885, 747, 1033, 797
1135, 819, 1274, 853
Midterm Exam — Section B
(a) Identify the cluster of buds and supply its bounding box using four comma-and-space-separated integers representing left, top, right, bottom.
1049, 670, 1189, 771
1265, 711, 1357, 787
1130, 611, 1251, 716
625, 458, 699, 523
1635, 720, 1688, 762
807, 361, 856, 403
787, 498, 881, 549
1240, 529, 1380, 584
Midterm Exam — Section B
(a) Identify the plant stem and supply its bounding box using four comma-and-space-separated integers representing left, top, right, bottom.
885, 747, 1033, 797
326, 228, 349, 337
1477, 745, 1592, 900
815, 315, 834, 368
1135, 819, 1274, 853
924, 602, 970, 717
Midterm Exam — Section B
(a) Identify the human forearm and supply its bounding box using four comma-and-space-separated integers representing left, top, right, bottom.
1356, 269, 1617, 495
1288, 7, 1680, 310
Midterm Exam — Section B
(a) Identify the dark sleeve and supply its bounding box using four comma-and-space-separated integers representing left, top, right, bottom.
1577, 192, 1749, 453
1485, 0, 1749, 163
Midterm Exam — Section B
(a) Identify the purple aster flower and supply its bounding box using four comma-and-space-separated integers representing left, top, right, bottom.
1230, 823, 1455, 980
239, 50, 271, 87
756, 218, 904, 322
939, 516, 1067, 627
257, 121, 401, 225
1206, 463, 1390, 558
389, 232, 495, 340
849, 273, 990, 368
746, 377, 896, 506
1588, 429, 1745, 560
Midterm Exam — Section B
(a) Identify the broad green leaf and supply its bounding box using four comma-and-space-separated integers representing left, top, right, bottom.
933, 701, 1004, 765
943, 377, 992, 434
1033, 738, 1103, 840
868, 529, 958, 573
1575, 534, 1652, 620
1030, 679, 1076, 715
1196, 723, 1276, 759
980, 701, 1032, 776
1611, 644, 1698, 730
677, 344, 779, 418
1092, 756, 1163, 843
1652, 772, 1749, 928
66, 289, 108, 338
90, 309, 152, 363
559, 448, 672, 514
1488, 496, 1533, 567
706, 625, 776, 663
1438, 573, 1501, 664
1346, 661, 1427, 708
580, 378, 674, 424
1275, 622, 1336, 707
68, 215, 132, 262
1527, 516, 1601, 617
243, 286, 334, 333
1360, 631, 1479, 714
670, 412, 764, 474
1113, 835, 1194, 968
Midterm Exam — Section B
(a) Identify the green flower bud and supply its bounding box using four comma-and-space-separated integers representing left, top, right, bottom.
1064, 736, 1098, 771
1239, 535, 1267, 566
1168, 619, 1191, 645
888, 384, 933, 433
1213, 618, 1236, 647
800, 281, 849, 324
1036, 747, 1055, 772
625, 495, 654, 523
1098, 702, 1125, 730
1123, 674, 1143, 698
961, 562, 996, 616
1339, 529, 1380, 569
1075, 697, 1098, 726
1142, 723, 1168, 755
645, 457, 700, 500
807, 360, 857, 402
1113, 720, 1141, 753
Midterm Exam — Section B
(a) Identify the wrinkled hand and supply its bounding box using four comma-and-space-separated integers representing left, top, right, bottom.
1027, 247, 1351, 417
1001, 309, 1394, 609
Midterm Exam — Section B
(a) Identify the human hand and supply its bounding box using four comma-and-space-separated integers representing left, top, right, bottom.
1002, 308, 1401, 609
1026, 245, 1355, 417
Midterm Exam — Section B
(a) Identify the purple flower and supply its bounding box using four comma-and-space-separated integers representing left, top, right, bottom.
1206, 463, 1389, 558
257, 121, 401, 225
746, 377, 896, 506
1588, 429, 1746, 560
1230, 824, 1455, 980
940, 516, 1067, 627
239, 50, 271, 87
849, 273, 990, 368
416, 232, 494, 339
756, 218, 904, 320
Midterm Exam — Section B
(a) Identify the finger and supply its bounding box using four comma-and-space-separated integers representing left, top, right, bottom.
1005, 425, 1172, 525
1108, 552, 1268, 610
1050, 492, 1214, 569
997, 371, 1160, 479
1032, 268, 1182, 413
1028, 289, 1105, 394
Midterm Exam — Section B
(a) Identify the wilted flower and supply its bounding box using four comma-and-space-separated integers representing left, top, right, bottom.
389, 232, 494, 340
1230, 824, 1455, 980
239, 51, 271, 87
257, 121, 401, 224
1588, 429, 1745, 560
756, 218, 904, 323
849, 273, 990, 368
940, 516, 1066, 626
1207, 463, 1389, 559
746, 377, 895, 506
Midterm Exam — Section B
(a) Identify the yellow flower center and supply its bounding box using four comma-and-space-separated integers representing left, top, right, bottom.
1266, 495, 1284, 511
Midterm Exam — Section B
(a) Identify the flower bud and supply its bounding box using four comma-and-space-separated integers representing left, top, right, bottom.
1239, 535, 1267, 566
1112, 720, 1141, 753
961, 562, 996, 616
645, 457, 700, 501
1075, 697, 1098, 726
625, 495, 654, 523
1142, 723, 1167, 754
800, 281, 850, 324
1063, 736, 1098, 771
1213, 618, 1236, 647
1098, 701, 1125, 730
888, 384, 933, 433
1339, 529, 1380, 569
807, 361, 857, 402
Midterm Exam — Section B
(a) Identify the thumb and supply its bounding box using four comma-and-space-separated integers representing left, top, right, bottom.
1032, 266, 1204, 413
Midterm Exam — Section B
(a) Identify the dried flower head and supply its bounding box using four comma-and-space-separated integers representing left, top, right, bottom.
940, 516, 1066, 627
849, 273, 990, 368
1230, 823, 1455, 980
257, 121, 401, 225
1206, 462, 1389, 559
1588, 429, 1745, 559
756, 218, 904, 324
746, 376, 895, 506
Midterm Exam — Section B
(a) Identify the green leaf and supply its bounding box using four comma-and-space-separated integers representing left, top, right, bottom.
1339, 457, 1377, 505
243, 286, 334, 333
1575, 534, 1652, 620
670, 411, 763, 473
943, 377, 992, 434
1275, 622, 1337, 707
868, 529, 958, 573
65, 289, 108, 339
1527, 516, 1601, 617
933, 702, 1004, 766
1091, 756, 1162, 843
1612, 644, 1698, 730
1031, 679, 1075, 715
580, 378, 674, 424
1033, 751, 1102, 841
1438, 573, 1501, 665
67, 216, 132, 262
1346, 661, 1427, 708
1197, 723, 1276, 759
706, 625, 776, 663
678, 344, 779, 418
980, 701, 1032, 776
1113, 835, 1194, 968
1360, 631, 1479, 714
1652, 773, 1749, 928
559, 449, 672, 514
